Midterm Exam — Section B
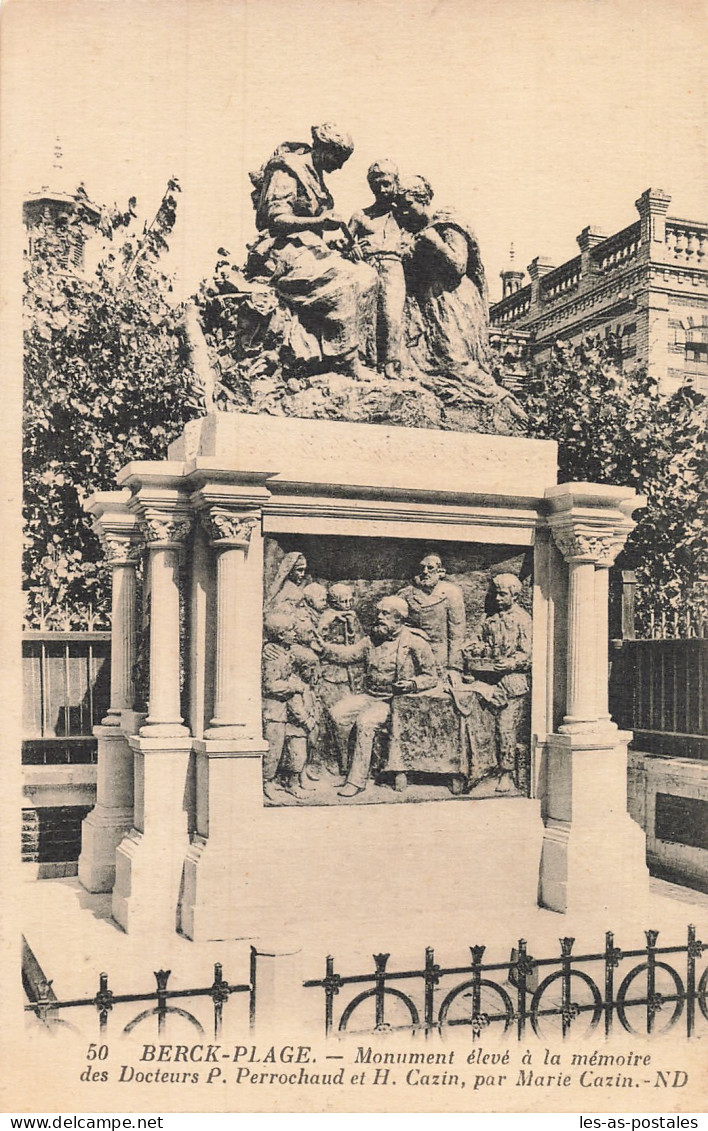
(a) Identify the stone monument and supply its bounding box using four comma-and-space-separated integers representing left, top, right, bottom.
78, 125, 649, 940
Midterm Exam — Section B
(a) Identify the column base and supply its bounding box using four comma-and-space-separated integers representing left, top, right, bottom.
139, 722, 190, 738
111, 735, 193, 936
78, 725, 135, 893
538, 729, 649, 918
179, 737, 267, 940
203, 723, 250, 740
78, 805, 134, 893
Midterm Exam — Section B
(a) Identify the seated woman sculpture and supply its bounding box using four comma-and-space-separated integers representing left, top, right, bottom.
247, 123, 377, 378
396, 175, 525, 418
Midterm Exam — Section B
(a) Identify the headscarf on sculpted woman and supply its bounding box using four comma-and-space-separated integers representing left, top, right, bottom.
248, 123, 377, 379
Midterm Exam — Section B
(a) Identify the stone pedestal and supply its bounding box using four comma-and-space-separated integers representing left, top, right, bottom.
538, 732, 649, 918
179, 738, 268, 941
112, 736, 193, 936
78, 726, 134, 892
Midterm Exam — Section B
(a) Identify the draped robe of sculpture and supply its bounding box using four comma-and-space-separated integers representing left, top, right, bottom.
248, 143, 376, 365
403, 211, 505, 402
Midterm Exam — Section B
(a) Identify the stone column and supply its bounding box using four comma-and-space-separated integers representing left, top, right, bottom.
79, 495, 140, 893
549, 525, 624, 734
201, 508, 262, 739
539, 484, 649, 917
139, 511, 191, 738
594, 561, 612, 727
179, 495, 269, 941
101, 535, 139, 726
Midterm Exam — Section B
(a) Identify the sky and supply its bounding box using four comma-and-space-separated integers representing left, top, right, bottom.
2, 0, 707, 302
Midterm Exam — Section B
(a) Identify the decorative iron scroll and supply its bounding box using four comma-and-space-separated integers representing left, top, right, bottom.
303, 926, 707, 1040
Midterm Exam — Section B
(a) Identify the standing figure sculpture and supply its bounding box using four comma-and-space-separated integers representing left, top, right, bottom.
349, 160, 407, 377
396, 175, 525, 417
247, 123, 377, 378
261, 611, 318, 801
462, 574, 532, 793
397, 552, 466, 676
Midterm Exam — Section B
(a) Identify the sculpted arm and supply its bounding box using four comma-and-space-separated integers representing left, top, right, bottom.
417, 225, 468, 279
411, 638, 439, 692
447, 586, 467, 669
319, 636, 370, 664
264, 170, 328, 236
514, 614, 533, 670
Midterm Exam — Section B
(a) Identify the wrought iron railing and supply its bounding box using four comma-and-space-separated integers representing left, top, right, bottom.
304, 927, 707, 1040
25, 953, 256, 1039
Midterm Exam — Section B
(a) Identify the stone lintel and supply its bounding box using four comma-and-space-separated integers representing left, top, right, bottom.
165, 412, 559, 501
84, 487, 133, 521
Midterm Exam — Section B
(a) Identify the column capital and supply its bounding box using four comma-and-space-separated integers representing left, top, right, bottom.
100, 531, 142, 564
545, 482, 646, 566
200, 507, 260, 548
86, 489, 142, 561
549, 521, 629, 566
139, 508, 192, 548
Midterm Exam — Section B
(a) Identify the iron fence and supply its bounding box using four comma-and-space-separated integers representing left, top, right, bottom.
304, 927, 708, 1040
22, 631, 111, 764
25, 952, 256, 1039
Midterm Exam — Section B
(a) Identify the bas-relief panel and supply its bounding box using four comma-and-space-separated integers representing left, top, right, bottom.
261, 535, 533, 807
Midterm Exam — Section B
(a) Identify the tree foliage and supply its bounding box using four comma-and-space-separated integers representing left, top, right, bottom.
524, 338, 707, 628
23, 180, 205, 629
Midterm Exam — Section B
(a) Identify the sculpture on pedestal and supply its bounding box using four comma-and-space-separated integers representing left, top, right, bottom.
396, 175, 525, 420
245, 123, 377, 380
199, 124, 525, 435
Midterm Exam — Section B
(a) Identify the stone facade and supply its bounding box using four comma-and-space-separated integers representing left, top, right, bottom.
490, 189, 708, 395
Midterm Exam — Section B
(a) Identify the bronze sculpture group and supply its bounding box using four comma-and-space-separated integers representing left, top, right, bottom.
213, 122, 524, 418
261, 550, 532, 805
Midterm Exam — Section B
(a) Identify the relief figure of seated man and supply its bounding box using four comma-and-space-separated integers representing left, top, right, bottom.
318, 596, 439, 797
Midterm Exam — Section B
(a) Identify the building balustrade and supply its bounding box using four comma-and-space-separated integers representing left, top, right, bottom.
664, 221, 708, 263
592, 223, 642, 274
490, 284, 532, 325
540, 256, 581, 300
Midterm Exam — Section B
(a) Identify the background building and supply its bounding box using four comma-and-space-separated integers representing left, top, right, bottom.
490, 189, 708, 394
